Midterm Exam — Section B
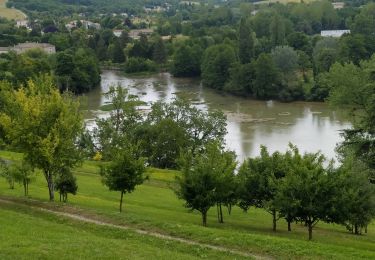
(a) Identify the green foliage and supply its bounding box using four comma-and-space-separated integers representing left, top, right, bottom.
238, 18, 254, 64
0, 77, 83, 201
275, 146, 335, 240
201, 44, 237, 90
176, 142, 236, 226
170, 44, 202, 77
55, 48, 101, 94
55, 168, 78, 203
124, 57, 157, 73
237, 146, 289, 231
11, 160, 35, 196
100, 148, 146, 212
253, 53, 280, 99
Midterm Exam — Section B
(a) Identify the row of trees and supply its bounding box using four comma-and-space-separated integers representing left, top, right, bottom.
176, 142, 375, 240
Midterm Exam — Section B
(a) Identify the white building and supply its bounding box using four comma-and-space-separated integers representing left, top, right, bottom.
14, 43, 56, 54
321, 30, 350, 38
16, 20, 29, 29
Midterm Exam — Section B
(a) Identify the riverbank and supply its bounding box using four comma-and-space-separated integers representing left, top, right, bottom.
0, 149, 374, 259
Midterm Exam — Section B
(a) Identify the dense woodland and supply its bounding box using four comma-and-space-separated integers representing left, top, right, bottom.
0, 0, 374, 246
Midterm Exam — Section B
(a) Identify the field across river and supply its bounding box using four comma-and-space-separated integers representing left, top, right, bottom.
0, 0, 26, 20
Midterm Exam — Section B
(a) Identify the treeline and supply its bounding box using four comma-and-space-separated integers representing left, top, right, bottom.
164, 1, 375, 101
0, 48, 100, 94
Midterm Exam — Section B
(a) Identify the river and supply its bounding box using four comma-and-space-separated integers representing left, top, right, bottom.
83, 70, 351, 163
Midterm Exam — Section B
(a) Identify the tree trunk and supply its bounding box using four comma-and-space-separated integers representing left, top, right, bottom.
288, 220, 291, 232
216, 204, 220, 223
308, 223, 313, 240
47, 173, 54, 201
219, 203, 223, 223
365, 225, 368, 234
202, 211, 207, 227
23, 179, 27, 196
354, 224, 359, 235
119, 191, 124, 213
272, 209, 277, 232
227, 204, 232, 215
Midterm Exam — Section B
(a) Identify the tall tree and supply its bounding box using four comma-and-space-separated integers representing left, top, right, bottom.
201, 44, 237, 90
238, 18, 254, 64
0, 77, 83, 201
153, 37, 167, 64
270, 15, 285, 47
253, 53, 280, 99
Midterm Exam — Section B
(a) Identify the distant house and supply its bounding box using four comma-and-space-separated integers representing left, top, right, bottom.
16, 20, 30, 29
65, 20, 101, 31
113, 29, 124, 37
321, 30, 350, 37
13, 43, 56, 54
0, 47, 10, 54
332, 2, 345, 9
129, 29, 154, 40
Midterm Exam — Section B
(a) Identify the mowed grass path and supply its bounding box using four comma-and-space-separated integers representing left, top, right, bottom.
0, 0, 26, 20
0, 150, 374, 259
0, 203, 246, 260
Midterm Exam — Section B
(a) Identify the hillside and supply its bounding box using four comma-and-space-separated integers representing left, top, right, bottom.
0, 150, 374, 259
0, 0, 26, 20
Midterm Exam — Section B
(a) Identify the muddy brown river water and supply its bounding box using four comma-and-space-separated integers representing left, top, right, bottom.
83, 70, 351, 162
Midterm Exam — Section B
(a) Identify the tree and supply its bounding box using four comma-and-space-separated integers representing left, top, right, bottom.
93, 86, 142, 160
175, 142, 236, 226
12, 161, 35, 196
0, 77, 83, 201
100, 148, 146, 212
153, 37, 167, 64
327, 58, 375, 176
270, 15, 285, 47
275, 147, 335, 240
0, 159, 14, 189
171, 45, 202, 77
55, 168, 78, 203
253, 53, 280, 99
334, 155, 375, 234
112, 39, 126, 63
238, 18, 254, 64
237, 146, 288, 231
201, 44, 237, 90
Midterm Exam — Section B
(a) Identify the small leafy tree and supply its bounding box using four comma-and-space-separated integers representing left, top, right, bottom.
100, 148, 146, 212
237, 146, 288, 232
12, 161, 35, 196
55, 168, 78, 203
275, 148, 335, 240
175, 142, 236, 226
0, 159, 14, 189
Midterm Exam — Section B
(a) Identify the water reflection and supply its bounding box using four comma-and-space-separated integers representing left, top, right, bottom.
84, 70, 351, 163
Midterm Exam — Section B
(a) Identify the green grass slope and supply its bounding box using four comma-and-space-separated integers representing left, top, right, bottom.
0, 203, 245, 260
0, 150, 374, 259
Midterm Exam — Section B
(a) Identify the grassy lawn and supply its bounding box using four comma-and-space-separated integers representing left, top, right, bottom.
0, 0, 26, 20
0, 203, 245, 260
0, 150, 374, 259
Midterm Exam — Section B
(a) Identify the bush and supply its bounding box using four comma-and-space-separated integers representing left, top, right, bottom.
124, 57, 157, 74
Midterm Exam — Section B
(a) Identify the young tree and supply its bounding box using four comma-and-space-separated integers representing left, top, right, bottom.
55, 168, 78, 203
275, 148, 335, 240
0, 77, 83, 201
100, 148, 146, 212
175, 142, 235, 226
0, 159, 14, 189
237, 146, 288, 231
12, 161, 35, 196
